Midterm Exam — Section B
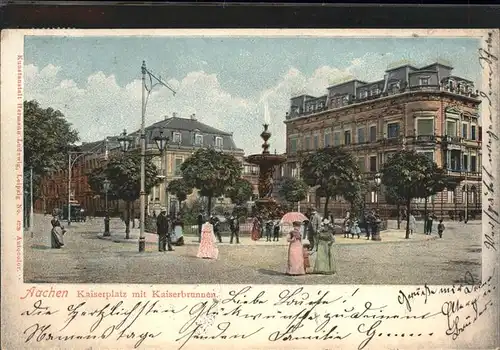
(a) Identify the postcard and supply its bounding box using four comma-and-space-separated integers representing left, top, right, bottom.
1, 28, 499, 349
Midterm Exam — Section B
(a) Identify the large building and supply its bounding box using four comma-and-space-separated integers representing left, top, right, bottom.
35, 114, 259, 216
280, 61, 482, 218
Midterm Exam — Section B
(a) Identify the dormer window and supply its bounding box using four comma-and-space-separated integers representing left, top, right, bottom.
172, 132, 182, 143
371, 87, 380, 96
215, 136, 223, 148
360, 90, 368, 98
419, 77, 429, 86
195, 133, 203, 145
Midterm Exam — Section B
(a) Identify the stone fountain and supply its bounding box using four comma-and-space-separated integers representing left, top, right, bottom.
245, 124, 286, 218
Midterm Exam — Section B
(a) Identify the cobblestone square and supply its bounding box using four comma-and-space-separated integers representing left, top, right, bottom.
24, 215, 482, 285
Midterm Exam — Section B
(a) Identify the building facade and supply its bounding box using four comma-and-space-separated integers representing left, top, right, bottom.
281, 62, 482, 218
35, 114, 259, 217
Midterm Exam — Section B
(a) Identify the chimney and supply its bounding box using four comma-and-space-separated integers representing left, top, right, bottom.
191, 113, 197, 121
172, 112, 177, 118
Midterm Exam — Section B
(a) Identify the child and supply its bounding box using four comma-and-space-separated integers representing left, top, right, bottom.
350, 218, 361, 239
437, 219, 445, 238
303, 243, 312, 273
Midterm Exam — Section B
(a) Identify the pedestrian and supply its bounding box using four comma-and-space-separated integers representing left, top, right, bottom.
366, 209, 376, 240
302, 219, 309, 239
229, 214, 240, 244
197, 211, 204, 242
251, 215, 262, 241
409, 212, 416, 235
350, 217, 361, 239
425, 212, 435, 235
265, 219, 274, 242
437, 219, 445, 238
156, 207, 173, 252
313, 218, 336, 275
273, 220, 280, 241
343, 210, 351, 238
210, 215, 222, 243
308, 208, 321, 251
171, 214, 184, 246
303, 243, 312, 273
197, 220, 219, 260
286, 221, 306, 276
50, 215, 66, 249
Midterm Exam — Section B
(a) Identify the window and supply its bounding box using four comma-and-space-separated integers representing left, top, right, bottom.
342, 96, 349, 105
447, 190, 455, 203
446, 120, 457, 137
463, 155, 468, 171
324, 132, 331, 147
173, 132, 182, 143
471, 155, 477, 172
344, 130, 351, 145
369, 156, 377, 172
304, 136, 311, 150
357, 128, 365, 143
195, 133, 203, 145
333, 132, 341, 146
416, 118, 434, 136
174, 158, 183, 175
289, 138, 298, 153
369, 125, 377, 142
313, 135, 319, 149
462, 123, 468, 139
420, 151, 434, 162
291, 166, 299, 178
360, 90, 368, 99
387, 122, 400, 139
419, 77, 429, 85
384, 152, 396, 163
357, 157, 365, 172
371, 87, 380, 96
471, 125, 477, 140
215, 136, 223, 148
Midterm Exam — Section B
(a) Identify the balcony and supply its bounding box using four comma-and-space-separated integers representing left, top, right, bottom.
446, 169, 481, 179
381, 137, 401, 146
414, 135, 437, 145
442, 135, 464, 144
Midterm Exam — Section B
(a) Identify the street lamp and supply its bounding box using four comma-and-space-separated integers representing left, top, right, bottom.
103, 179, 111, 236
374, 172, 382, 211
153, 128, 169, 215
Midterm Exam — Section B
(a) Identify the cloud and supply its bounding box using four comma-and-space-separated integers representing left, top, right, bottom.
24, 53, 419, 155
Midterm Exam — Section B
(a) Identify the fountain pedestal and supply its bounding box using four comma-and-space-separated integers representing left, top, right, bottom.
246, 124, 286, 219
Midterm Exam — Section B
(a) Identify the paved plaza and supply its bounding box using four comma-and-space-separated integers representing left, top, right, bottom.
24, 215, 482, 285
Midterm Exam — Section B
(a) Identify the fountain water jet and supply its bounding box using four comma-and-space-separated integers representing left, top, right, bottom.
246, 124, 286, 218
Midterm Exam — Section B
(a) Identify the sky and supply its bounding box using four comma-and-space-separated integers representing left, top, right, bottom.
24, 35, 481, 155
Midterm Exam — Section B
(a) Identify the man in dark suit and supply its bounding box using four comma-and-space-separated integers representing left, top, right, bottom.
210, 215, 222, 243
197, 211, 204, 242
156, 207, 173, 252
229, 214, 240, 244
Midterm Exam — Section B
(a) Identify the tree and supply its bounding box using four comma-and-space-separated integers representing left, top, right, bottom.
301, 147, 362, 218
278, 177, 309, 210
225, 178, 254, 206
381, 150, 441, 239
88, 153, 161, 238
23, 100, 79, 223
167, 179, 193, 208
418, 164, 447, 228
385, 185, 406, 229
181, 148, 242, 216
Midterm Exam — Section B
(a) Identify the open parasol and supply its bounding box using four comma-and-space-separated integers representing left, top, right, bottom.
279, 212, 308, 225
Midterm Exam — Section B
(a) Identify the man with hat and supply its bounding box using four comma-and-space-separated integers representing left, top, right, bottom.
156, 207, 173, 252
308, 207, 321, 251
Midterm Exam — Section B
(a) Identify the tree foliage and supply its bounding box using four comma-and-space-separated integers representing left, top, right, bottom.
88, 153, 161, 237
24, 100, 80, 197
167, 178, 193, 204
301, 147, 363, 217
278, 177, 309, 204
381, 150, 446, 238
181, 148, 242, 215
225, 178, 254, 205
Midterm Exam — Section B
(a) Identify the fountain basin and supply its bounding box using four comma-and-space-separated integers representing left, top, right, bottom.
246, 154, 286, 166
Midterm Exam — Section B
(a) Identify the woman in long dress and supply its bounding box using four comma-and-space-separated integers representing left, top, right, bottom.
50, 216, 66, 249
286, 221, 306, 276
171, 215, 185, 246
197, 222, 219, 259
251, 216, 262, 241
409, 212, 416, 235
313, 219, 336, 275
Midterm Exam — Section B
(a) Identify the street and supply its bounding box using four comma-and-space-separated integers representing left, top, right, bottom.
24, 215, 482, 285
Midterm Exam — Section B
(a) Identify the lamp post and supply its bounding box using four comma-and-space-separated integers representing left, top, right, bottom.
135, 61, 176, 253
153, 128, 169, 216
374, 172, 382, 212
117, 129, 133, 236
103, 179, 111, 236
67, 139, 107, 226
